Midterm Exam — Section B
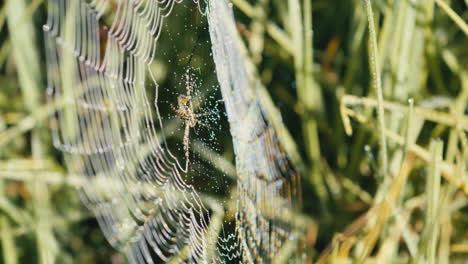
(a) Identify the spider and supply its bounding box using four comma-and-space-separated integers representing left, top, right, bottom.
172, 70, 210, 169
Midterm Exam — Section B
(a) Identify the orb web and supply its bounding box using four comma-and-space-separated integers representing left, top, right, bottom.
43, 0, 304, 263
44, 0, 223, 263
207, 1, 303, 263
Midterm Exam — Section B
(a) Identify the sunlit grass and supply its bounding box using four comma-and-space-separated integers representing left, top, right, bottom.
0, 0, 467, 263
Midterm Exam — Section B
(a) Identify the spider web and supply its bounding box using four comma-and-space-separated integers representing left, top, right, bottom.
43, 0, 303, 263
208, 2, 303, 263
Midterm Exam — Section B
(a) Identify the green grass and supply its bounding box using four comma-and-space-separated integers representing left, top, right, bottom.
0, 0, 467, 263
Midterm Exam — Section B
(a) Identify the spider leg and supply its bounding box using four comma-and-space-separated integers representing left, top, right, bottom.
185, 72, 193, 98
196, 120, 211, 129
183, 122, 191, 166
195, 111, 212, 117
172, 106, 186, 118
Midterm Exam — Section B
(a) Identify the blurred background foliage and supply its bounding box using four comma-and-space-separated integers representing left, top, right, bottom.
0, 0, 467, 263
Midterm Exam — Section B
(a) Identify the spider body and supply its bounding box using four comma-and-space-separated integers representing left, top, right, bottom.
175, 95, 197, 128
172, 71, 208, 170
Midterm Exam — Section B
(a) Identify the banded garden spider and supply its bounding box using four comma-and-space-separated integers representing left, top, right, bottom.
172, 69, 212, 170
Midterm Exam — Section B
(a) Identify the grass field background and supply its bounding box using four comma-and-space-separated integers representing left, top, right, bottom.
0, 0, 467, 263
